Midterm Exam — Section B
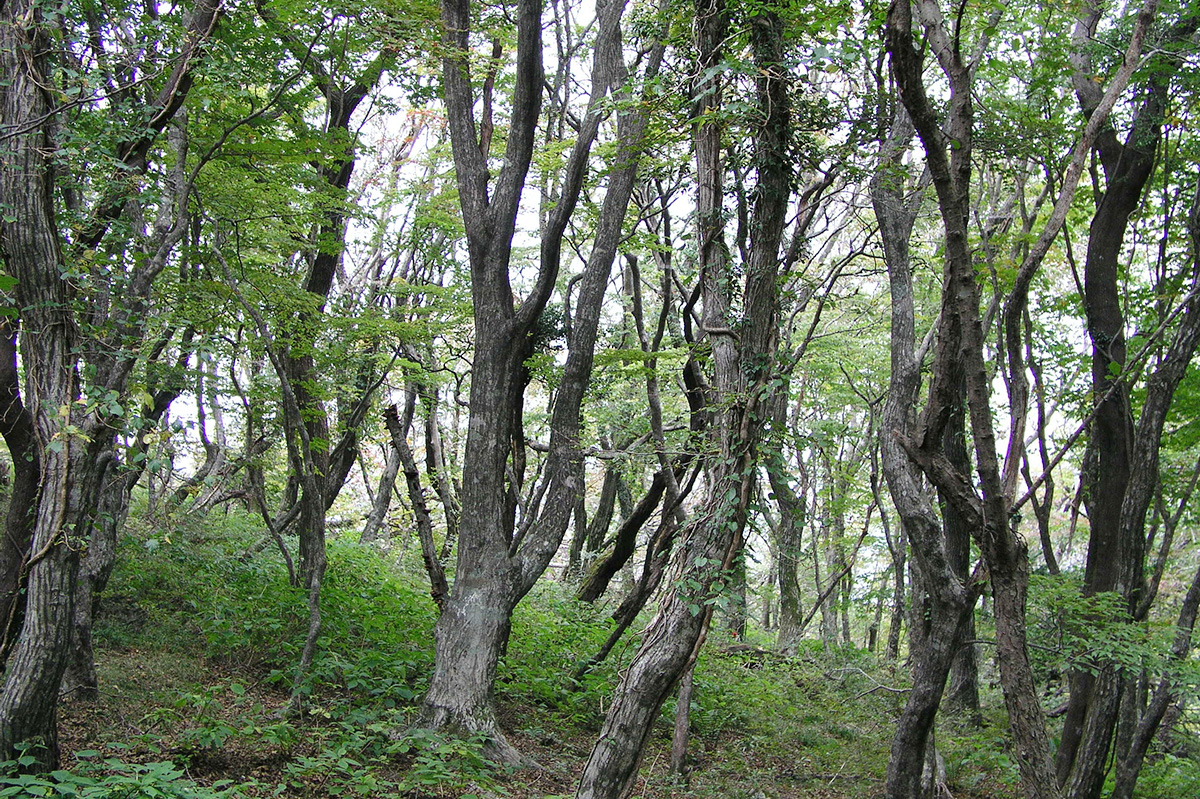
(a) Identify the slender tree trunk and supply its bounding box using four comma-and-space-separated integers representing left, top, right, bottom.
670, 663, 695, 776
0, 318, 39, 669
420, 382, 460, 556
941, 375, 979, 716
768, 443, 805, 653
886, 525, 907, 661
386, 399, 448, 606
361, 445, 401, 544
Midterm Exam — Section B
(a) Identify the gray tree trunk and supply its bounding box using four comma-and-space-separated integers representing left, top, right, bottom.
871, 45, 976, 799
417, 0, 659, 758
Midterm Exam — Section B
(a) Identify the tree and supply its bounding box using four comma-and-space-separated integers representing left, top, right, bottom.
415, 0, 664, 760
1054, 6, 1200, 793
576, 0, 796, 792
882, 0, 1162, 797
0, 0, 220, 767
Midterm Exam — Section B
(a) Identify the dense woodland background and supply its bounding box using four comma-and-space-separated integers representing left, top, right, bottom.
2, 0, 1200, 797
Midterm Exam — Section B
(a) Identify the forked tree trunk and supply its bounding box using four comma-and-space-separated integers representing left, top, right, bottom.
0, 0, 218, 754
1056, 9, 1198, 790
884, 2, 1159, 797
872, 84, 974, 799
569, 465, 620, 577
417, 0, 660, 755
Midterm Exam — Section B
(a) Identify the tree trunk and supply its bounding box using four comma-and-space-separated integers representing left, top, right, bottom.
418, 566, 524, 763
419, 0, 657, 754
361, 445, 401, 544
570, 465, 620, 578
886, 574, 971, 799
0, 1, 219, 755
1111, 547, 1200, 799
886, 526, 908, 661
576, 3, 790, 794
941, 375, 979, 717
768, 444, 806, 653
0, 0, 109, 765
670, 663, 695, 776
1057, 9, 1194, 789
420, 382, 460, 557
386, 399, 448, 606
871, 81, 973, 798
577, 463, 682, 602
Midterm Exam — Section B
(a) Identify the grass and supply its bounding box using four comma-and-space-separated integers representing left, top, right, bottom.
18, 507, 1194, 798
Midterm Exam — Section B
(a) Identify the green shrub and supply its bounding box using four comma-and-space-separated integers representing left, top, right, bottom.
1133, 753, 1200, 798
389, 729, 507, 797
499, 580, 618, 727
0, 752, 250, 798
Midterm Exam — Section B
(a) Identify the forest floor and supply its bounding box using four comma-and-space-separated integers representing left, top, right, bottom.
57, 643, 1015, 799
29, 517, 1195, 798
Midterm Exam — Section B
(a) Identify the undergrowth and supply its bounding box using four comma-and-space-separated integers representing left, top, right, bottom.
12, 507, 1194, 798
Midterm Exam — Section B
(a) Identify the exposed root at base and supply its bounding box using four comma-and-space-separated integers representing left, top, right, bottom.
397, 710, 541, 771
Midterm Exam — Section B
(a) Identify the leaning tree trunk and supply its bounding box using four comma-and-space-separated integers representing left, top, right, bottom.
575, 3, 790, 795
360, 445, 401, 545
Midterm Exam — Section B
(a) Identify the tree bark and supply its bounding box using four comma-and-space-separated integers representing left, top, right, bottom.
883, 2, 1063, 796
1056, 8, 1197, 791
871, 77, 973, 799
569, 464, 619, 578
669, 663, 695, 776
361, 444, 401, 545
765, 393, 806, 653
386, 398, 448, 607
